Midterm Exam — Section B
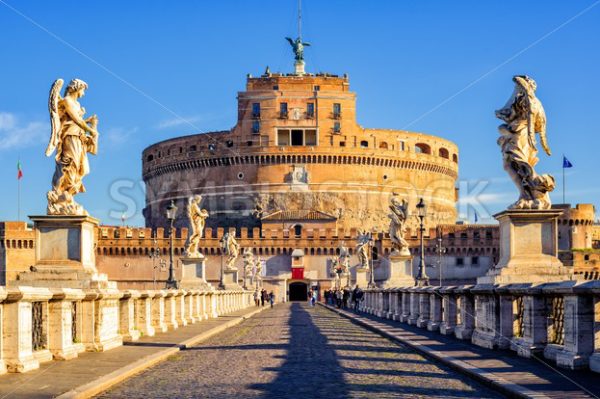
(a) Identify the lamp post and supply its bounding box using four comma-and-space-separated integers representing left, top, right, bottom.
368, 232, 376, 288
165, 200, 178, 289
415, 198, 429, 286
435, 226, 446, 286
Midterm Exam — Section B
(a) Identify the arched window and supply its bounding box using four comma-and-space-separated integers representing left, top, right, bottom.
189, 145, 197, 152
146, 154, 154, 162
438, 148, 449, 159
452, 154, 458, 163
415, 143, 431, 154
294, 225, 302, 237
360, 140, 369, 148
379, 142, 388, 149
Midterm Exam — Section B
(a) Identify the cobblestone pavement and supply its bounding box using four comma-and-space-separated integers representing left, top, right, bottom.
99, 303, 502, 399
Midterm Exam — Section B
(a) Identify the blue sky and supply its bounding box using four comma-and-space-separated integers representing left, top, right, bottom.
1, 0, 599, 226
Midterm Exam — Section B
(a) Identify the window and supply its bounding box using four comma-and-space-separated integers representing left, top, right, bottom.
208, 143, 216, 152
313, 85, 320, 91
273, 85, 279, 90
252, 120, 260, 134
277, 129, 290, 146
333, 122, 341, 133
305, 130, 317, 146
146, 154, 154, 162
452, 154, 458, 163
280, 102, 288, 118
189, 145, 197, 152
448, 232, 455, 240
226, 140, 234, 148
439, 147, 449, 159
252, 103, 260, 119
473, 231, 480, 240
472, 256, 479, 265
456, 257, 464, 266
333, 103, 341, 119
415, 143, 431, 154
460, 232, 468, 240
485, 230, 493, 240
379, 142, 388, 149
246, 140, 253, 147
291, 129, 303, 146
339, 141, 346, 147
306, 103, 315, 118
360, 140, 369, 148
294, 225, 302, 236
399, 141, 406, 151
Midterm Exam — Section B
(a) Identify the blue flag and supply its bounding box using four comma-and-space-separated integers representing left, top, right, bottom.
563, 156, 573, 168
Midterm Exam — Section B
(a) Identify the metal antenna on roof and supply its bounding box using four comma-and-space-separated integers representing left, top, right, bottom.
298, 0, 302, 41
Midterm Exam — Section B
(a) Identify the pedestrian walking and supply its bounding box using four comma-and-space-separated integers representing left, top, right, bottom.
260, 289, 266, 307
253, 290, 260, 307
311, 290, 317, 307
269, 291, 275, 308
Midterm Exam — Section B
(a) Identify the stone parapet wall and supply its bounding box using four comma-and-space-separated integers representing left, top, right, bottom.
358, 280, 600, 373
0, 285, 252, 375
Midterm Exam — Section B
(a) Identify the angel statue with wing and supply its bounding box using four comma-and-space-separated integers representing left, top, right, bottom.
496, 75, 555, 210
46, 78, 99, 216
356, 230, 371, 270
285, 37, 310, 62
185, 195, 210, 258
388, 193, 410, 255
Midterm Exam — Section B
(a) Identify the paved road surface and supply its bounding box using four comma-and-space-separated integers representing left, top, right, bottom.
99, 303, 501, 398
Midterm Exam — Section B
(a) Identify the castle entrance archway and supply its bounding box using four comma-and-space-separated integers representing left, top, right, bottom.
288, 281, 308, 301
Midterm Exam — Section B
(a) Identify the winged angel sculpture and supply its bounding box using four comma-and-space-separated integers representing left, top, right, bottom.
46, 78, 99, 216
286, 37, 310, 62
388, 194, 410, 255
185, 195, 210, 258
496, 75, 554, 209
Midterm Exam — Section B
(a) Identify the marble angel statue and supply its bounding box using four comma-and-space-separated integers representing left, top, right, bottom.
184, 195, 209, 257
46, 78, 99, 215
339, 242, 350, 274
243, 248, 256, 282
388, 194, 410, 255
221, 232, 240, 270
496, 75, 555, 209
355, 231, 371, 270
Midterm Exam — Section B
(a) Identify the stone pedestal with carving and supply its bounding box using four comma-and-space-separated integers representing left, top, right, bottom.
220, 269, 240, 290
354, 267, 368, 288
381, 254, 415, 288
180, 256, 213, 290
15, 216, 114, 289
478, 209, 571, 285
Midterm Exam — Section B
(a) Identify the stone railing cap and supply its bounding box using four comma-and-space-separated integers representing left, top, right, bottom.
6, 286, 53, 302
50, 288, 86, 301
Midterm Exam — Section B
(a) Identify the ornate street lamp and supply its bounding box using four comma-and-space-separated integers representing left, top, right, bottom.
165, 200, 178, 289
435, 226, 447, 286
415, 198, 429, 286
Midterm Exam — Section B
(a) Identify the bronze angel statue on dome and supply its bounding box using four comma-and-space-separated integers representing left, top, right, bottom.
46, 78, 99, 216
496, 75, 554, 209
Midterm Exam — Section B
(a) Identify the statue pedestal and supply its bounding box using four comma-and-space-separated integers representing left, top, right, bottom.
355, 267, 369, 288
294, 60, 306, 75
478, 209, 571, 284
180, 256, 212, 290
381, 253, 414, 288
220, 269, 240, 290
15, 216, 115, 289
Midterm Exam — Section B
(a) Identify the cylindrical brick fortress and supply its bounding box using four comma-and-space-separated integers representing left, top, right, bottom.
142, 73, 458, 231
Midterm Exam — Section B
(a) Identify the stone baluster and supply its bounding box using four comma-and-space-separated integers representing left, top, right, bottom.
587, 281, 600, 372
209, 292, 218, 318
427, 287, 442, 332
0, 287, 6, 375
510, 284, 547, 358
400, 289, 411, 323
3, 287, 53, 373
408, 288, 420, 325
137, 291, 156, 337
388, 289, 397, 320
439, 286, 457, 335
472, 284, 508, 349
553, 282, 595, 369
416, 289, 430, 328
151, 290, 168, 333
119, 290, 141, 342
163, 291, 178, 330
89, 289, 124, 352
187, 291, 199, 323
377, 289, 387, 318
454, 285, 475, 340
48, 288, 86, 360
175, 290, 188, 327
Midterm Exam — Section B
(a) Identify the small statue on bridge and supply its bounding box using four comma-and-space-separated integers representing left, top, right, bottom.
496, 75, 555, 210
221, 232, 240, 271
185, 195, 209, 258
356, 231, 371, 270
388, 194, 410, 256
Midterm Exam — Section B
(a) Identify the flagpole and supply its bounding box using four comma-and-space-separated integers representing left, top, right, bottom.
17, 157, 21, 222
562, 154, 566, 204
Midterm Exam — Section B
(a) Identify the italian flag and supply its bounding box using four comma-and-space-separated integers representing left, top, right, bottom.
17, 160, 23, 180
